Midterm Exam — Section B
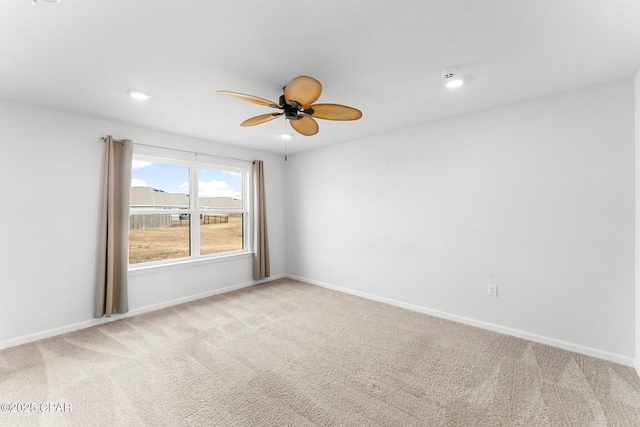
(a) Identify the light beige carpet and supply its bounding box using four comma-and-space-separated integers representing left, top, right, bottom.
1, 278, 640, 426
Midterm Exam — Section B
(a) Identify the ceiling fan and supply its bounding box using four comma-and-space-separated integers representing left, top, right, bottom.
217, 76, 362, 136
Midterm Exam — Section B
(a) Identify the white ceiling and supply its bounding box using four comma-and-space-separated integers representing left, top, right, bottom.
2, 0, 640, 154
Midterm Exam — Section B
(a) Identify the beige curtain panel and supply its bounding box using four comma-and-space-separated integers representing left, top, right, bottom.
95, 136, 133, 318
253, 160, 270, 280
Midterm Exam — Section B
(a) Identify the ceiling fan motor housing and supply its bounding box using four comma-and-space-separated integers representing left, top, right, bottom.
279, 95, 313, 120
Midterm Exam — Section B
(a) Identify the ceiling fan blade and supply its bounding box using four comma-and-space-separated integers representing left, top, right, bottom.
216, 91, 281, 109
289, 115, 319, 136
240, 113, 282, 127
284, 76, 322, 108
309, 103, 363, 121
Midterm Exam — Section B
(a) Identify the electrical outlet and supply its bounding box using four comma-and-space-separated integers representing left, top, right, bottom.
487, 284, 498, 297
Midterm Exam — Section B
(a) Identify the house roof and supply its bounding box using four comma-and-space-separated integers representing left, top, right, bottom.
2, 1, 640, 154
130, 187, 188, 208
130, 187, 242, 209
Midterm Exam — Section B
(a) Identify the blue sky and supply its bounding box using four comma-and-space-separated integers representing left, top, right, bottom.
131, 160, 242, 199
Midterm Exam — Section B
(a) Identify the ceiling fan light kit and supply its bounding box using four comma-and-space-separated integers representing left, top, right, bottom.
217, 76, 362, 137
441, 68, 464, 88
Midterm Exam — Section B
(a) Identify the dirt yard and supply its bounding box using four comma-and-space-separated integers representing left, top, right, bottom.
129, 217, 243, 264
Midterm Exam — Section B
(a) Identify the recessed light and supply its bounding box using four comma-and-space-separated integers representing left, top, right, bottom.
445, 79, 464, 89
280, 133, 292, 140
127, 89, 151, 101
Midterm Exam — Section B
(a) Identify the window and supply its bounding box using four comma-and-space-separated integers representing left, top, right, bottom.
129, 154, 249, 267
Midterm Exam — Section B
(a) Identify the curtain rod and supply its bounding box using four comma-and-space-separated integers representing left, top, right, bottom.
100, 137, 253, 163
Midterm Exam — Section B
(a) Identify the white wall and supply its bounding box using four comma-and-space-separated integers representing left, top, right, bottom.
0, 100, 285, 348
286, 79, 635, 364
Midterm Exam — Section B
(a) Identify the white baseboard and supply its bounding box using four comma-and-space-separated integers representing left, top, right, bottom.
635, 359, 640, 378
286, 274, 634, 368
0, 274, 285, 351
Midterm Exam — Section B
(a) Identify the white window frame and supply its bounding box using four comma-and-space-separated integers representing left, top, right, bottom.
128, 149, 251, 270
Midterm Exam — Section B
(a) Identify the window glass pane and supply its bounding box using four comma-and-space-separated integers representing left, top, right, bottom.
197, 167, 243, 211
131, 161, 190, 210
200, 213, 244, 255
129, 214, 191, 264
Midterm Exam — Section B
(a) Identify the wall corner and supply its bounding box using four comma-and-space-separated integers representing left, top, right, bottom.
635, 68, 640, 376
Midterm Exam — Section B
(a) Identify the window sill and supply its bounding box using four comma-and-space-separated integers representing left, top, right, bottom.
128, 251, 253, 275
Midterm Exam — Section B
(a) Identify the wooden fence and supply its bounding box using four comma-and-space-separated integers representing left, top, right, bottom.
202, 213, 229, 224
130, 214, 172, 230
131, 213, 236, 229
